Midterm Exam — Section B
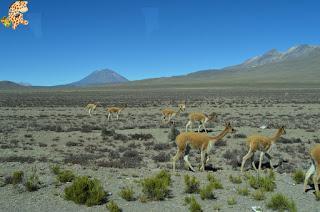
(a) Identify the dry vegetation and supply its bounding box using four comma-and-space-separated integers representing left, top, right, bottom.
0, 88, 319, 211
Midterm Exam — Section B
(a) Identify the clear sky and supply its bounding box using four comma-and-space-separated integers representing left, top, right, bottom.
1, 0, 320, 86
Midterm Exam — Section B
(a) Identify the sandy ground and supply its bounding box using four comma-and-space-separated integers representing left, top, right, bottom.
0, 88, 320, 211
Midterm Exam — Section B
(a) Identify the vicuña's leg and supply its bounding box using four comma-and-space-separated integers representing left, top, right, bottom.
116, 113, 119, 120
304, 163, 315, 192
172, 150, 183, 172
200, 150, 205, 171
258, 152, 265, 172
184, 154, 195, 172
313, 167, 320, 194
89, 109, 92, 116
107, 113, 111, 121
186, 121, 191, 132
203, 122, 207, 133
241, 149, 253, 172
197, 123, 201, 132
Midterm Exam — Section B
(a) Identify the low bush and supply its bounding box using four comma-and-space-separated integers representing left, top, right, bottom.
141, 170, 171, 201
25, 167, 41, 192
184, 175, 200, 193
229, 174, 242, 184
119, 186, 135, 201
199, 184, 215, 200
64, 176, 106, 206
246, 172, 276, 192
251, 189, 265, 201
184, 196, 203, 212
237, 186, 250, 196
106, 200, 122, 212
57, 170, 76, 183
292, 169, 305, 184
227, 196, 237, 205
50, 165, 61, 175
207, 173, 223, 189
12, 171, 24, 185
266, 193, 297, 212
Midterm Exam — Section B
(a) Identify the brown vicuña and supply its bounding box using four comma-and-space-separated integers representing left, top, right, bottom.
106, 105, 126, 121
85, 103, 98, 116
172, 122, 236, 172
304, 144, 320, 193
186, 112, 217, 132
161, 103, 186, 124
240, 126, 286, 172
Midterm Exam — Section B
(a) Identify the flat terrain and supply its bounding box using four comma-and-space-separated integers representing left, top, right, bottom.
0, 87, 320, 211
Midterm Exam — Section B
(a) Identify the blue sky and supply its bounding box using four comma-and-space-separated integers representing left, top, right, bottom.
1, 0, 319, 86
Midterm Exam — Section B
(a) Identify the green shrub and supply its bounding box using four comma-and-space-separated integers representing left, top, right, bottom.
266, 193, 297, 212
64, 176, 106, 206
57, 170, 75, 183
237, 186, 250, 196
229, 175, 242, 184
184, 196, 203, 212
12, 171, 24, 185
292, 169, 305, 184
207, 174, 223, 189
227, 196, 237, 205
106, 200, 122, 212
247, 173, 276, 192
141, 170, 171, 201
119, 186, 135, 201
51, 165, 61, 175
199, 184, 215, 200
252, 189, 265, 201
24, 167, 40, 192
184, 175, 200, 193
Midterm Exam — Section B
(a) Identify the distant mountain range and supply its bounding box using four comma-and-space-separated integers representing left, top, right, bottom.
67, 69, 129, 87
1, 44, 319, 89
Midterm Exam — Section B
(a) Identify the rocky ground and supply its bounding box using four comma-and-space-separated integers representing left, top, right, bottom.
0, 88, 319, 211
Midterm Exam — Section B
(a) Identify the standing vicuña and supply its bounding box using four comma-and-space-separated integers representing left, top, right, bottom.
186, 112, 217, 132
304, 144, 320, 194
85, 103, 99, 116
172, 122, 236, 172
106, 105, 126, 121
161, 103, 186, 124
240, 126, 286, 172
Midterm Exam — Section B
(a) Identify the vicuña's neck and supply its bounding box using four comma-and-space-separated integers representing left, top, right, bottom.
270, 129, 282, 143
210, 127, 228, 141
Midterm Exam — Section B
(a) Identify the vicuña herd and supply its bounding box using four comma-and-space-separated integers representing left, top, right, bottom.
84, 101, 319, 195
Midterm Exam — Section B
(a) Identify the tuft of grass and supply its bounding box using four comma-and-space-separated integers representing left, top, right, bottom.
106, 200, 122, 212
266, 193, 297, 212
51, 165, 61, 175
184, 175, 200, 193
247, 172, 276, 192
12, 171, 24, 185
184, 196, 203, 212
141, 170, 171, 201
292, 169, 305, 184
227, 196, 237, 205
64, 176, 106, 206
207, 173, 223, 189
199, 184, 216, 200
237, 186, 250, 196
119, 186, 135, 201
251, 189, 266, 201
229, 175, 242, 184
57, 170, 75, 183
25, 167, 40, 192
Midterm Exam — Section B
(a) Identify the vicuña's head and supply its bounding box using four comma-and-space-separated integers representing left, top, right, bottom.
207, 112, 218, 121
278, 125, 286, 135
224, 122, 236, 134
178, 103, 186, 112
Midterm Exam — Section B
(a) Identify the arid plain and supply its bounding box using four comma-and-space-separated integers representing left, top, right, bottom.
0, 87, 319, 211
